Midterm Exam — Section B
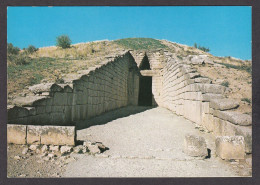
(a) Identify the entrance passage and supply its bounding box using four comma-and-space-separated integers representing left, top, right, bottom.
138, 76, 152, 106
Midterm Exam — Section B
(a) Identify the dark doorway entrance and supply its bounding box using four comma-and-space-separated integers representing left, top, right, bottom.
138, 76, 152, 106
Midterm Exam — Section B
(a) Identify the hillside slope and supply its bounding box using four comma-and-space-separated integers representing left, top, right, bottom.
7, 38, 252, 114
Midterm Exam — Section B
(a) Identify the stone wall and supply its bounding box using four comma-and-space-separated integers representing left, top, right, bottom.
8, 51, 140, 127
161, 57, 252, 153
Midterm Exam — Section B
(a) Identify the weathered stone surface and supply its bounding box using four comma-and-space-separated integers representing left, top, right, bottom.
201, 93, 224, 102
7, 124, 27, 144
215, 136, 245, 160
73, 145, 84, 153
49, 145, 60, 152
29, 83, 63, 94
212, 110, 252, 126
27, 125, 42, 144
22, 147, 29, 155
194, 77, 212, 84
41, 145, 49, 152
189, 55, 214, 65
12, 96, 48, 107
83, 141, 101, 154
210, 98, 239, 110
60, 146, 73, 155
40, 126, 75, 146
183, 134, 208, 157
198, 84, 226, 94
29, 144, 39, 151
8, 106, 29, 120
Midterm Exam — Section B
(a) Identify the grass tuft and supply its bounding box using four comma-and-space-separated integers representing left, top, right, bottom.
113, 38, 168, 50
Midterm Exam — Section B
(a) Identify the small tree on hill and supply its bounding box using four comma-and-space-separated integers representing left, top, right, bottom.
56, 35, 71, 49
26, 45, 38, 54
7, 43, 20, 55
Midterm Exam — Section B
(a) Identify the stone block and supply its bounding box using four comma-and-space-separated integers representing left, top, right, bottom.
215, 136, 245, 160
53, 92, 67, 106
36, 106, 46, 114
29, 83, 63, 94
7, 124, 27, 144
8, 106, 29, 120
12, 96, 47, 107
40, 126, 75, 146
27, 113, 51, 125
194, 77, 211, 84
210, 98, 239, 110
183, 134, 208, 157
201, 93, 224, 102
201, 84, 226, 94
27, 125, 41, 144
213, 110, 252, 126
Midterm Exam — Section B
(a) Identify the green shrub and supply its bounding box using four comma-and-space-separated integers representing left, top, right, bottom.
241, 98, 251, 104
193, 43, 210, 52
26, 45, 38, 54
221, 81, 229, 87
56, 35, 72, 49
198, 46, 210, 52
7, 43, 20, 55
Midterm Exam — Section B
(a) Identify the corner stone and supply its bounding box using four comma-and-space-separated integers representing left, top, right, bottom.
40, 126, 75, 146
183, 134, 208, 158
215, 136, 245, 160
7, 124, 27, 144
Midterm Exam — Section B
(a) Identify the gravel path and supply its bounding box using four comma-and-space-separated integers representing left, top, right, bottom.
63, 106, 239, 177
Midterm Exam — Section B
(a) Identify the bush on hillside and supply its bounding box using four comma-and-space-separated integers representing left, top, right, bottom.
7, 43, 20, 55
193, 43, 210, 52
8, 54, 31, 65
56, 35, 72, 49
26, 45, 38, 54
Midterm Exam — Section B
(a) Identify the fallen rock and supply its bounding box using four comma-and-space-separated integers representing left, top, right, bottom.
60, 146, 72, 155
41, 145, 48, 152
48, 153, 56, 159
73, 145, 84, 153
14, 155, 21, 160
49, 145, 59, 152
29, 145, 39, 151
83, 141, 100, 154
36, 149, 41, 154
22, 148, 29, 155
96, 142, 106, 151
183, 134, 208, 158
215, 136, 245, 160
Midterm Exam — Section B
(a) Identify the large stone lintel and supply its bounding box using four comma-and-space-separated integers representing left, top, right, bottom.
140, 70, 158, 76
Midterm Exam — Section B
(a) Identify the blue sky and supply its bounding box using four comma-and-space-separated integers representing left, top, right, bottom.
7, 6, 251, 60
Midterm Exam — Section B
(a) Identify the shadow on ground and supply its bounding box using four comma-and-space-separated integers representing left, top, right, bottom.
76, 106, 156, 130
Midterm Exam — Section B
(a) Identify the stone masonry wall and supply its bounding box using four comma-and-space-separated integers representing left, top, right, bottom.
8, 51, 140, 127
161, 57, 252, 153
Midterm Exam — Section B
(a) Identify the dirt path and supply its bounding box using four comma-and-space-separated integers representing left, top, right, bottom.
63, 106, 240, 177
